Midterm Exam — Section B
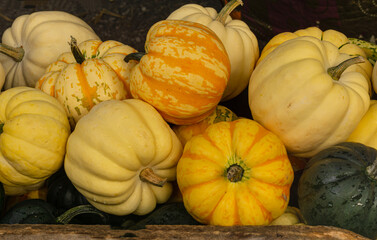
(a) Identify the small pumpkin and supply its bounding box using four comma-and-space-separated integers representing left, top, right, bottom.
298, 142, 377, 239
167, 0, 259, 101
0, 11, 100, 89
36, 37, 137, 127
124, 20, 230, 125
177, 118, 294, 226
249, 34, 371, 158
0, 87, 70, 195
172, 105, 238, 146
64, 99, 183, 216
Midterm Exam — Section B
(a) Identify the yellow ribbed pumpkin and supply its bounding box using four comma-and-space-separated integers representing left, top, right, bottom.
0, 87, 70, 195
177, 118, 294, 226
124, 20, 230, 125
36, 37, 137, 127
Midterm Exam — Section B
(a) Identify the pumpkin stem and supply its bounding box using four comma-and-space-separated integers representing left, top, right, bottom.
216, 0, 243, 24
69, 36, 86, 64
0, 123, 3, 134
139, 167, 167, 187
56, 204, 108, 224
327, 56, 365, 80
124, 52, 145, 63
0, 43, 24, 62
366, 158, 377, 181
227, 164, 244, 182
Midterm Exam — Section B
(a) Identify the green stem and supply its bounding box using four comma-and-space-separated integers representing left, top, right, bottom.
69, 36, 86, 64
327, 56, 365, 81
0, 123, 4, 134
215, 0, 243, 24
0, 43, 24, 62
124, 52, 145, 63
227, 164, 244, 182
366, 158, 377, 181
139, 168, 167, 187
56, 204, 108, 224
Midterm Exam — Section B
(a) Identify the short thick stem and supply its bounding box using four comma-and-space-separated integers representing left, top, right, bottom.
366, 158, 377, 181
69, 36, 86, 64
216, 0, 243, 24
139, 168, 167, 187
327, 56, 365, 80
124, 52, 145, 63
227, 164, 244, 182
0, 43, 24, 62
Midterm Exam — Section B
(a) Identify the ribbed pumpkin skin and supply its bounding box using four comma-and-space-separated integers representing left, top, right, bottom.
64, 99, 183, 216
177, 118, 294, 226
129, 20, 230, 125
0, 87, 70, 195
0, 11, 100, 89
298, 142, 377, 239
36, 39, 137, 127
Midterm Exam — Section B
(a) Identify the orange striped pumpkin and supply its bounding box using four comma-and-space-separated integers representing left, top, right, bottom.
125, 20, 231, 125
36, 37, 137, 127
177, 118, 294, 226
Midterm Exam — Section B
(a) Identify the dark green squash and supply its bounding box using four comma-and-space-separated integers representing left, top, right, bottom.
0, 199, 107, 224
0, 182, 5, 215
46, 167, 89, 213
298, 142, 377, 239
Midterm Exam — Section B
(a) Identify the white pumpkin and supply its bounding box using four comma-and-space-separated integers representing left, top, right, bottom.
0, 11, 100, 89
167, 0, 259, 101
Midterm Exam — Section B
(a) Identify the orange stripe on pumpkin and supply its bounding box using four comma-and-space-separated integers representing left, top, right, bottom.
74, 63, 97, 110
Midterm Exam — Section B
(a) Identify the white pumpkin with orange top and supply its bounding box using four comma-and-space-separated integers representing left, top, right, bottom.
36, 37, 137, 127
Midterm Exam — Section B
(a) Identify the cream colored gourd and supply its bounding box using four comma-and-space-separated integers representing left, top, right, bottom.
36, 38, 137, 127
249, 36, 371, 158
0, 11, 100, 89
167, 0, 259, 101
0, 87, 70, 195
64, 99, 183, 216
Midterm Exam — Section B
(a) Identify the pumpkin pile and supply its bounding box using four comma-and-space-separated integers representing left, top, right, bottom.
0, 0, 376, 239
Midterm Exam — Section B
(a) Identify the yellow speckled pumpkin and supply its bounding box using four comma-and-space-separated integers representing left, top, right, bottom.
36, 37, 137, 127
125, 20, 230, 125
177, 118, 294, 226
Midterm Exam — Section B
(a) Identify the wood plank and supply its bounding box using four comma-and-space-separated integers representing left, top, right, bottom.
0, 224, 369, 240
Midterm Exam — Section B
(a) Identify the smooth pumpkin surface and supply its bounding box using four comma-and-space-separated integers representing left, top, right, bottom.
0, 87, 70, 195
36, 38, 137, 127
126, 20, 230, 125
172, 105, 237, 146
64, 99, 183, 216
177, 118, 294, 226
298, 142, 377, 239
167, 0, 259, 101
0, 11, 100, 89
249, 35, 371, 158
347, 100, 377, 150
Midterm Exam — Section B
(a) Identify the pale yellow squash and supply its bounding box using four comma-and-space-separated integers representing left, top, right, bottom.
249, 35, 370, 157
64, 99, 183, 216
0, 11, 100, 89
0, 87, 70, 195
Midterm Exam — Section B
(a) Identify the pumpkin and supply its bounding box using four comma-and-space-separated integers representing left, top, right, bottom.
298, 142, 377, 239
177, 118, 294, 226
36, 37, 137, 127
172, 105, 238, 146
0, 11, 100, 89
124, 20, 230, 125
347, 100, 377, 149
249, 34, 371, 158
0, 87, 70, 195
0, 63, 5, 90
64, 99, 183, 216
167, 0, 259, 101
